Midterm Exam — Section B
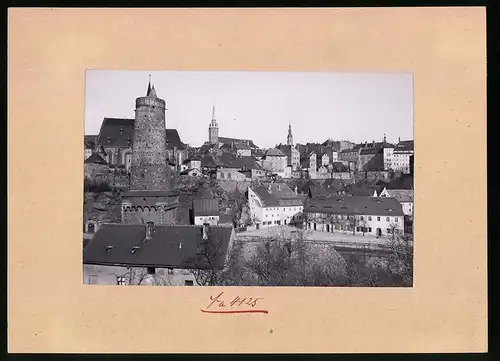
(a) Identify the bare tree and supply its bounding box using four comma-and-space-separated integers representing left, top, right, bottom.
385, 225, 413, 287
184, 234, 233, 286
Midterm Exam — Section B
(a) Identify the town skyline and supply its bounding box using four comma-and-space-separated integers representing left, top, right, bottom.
85, 70, 414, 149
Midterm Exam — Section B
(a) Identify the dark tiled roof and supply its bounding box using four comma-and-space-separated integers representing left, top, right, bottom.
384, 189, 413, 203
83, 223, 233, 269
84, 153, 108, 165
96, 118, 185, 149
251, 182, 303, 207
386, 174, 413, 190
360, 148, 381, 155
263, 148, 285, 157
193, 198, 219, 216
84, 135, 97, 149
395, 140, 414, 151
96, 118, 135, 147
304, 196, 404, 216
218, 136, 258, 148
277, 145, 292, 157
217, 154, 262, 170
345, 185, 377, 197
166, 129, 186, 149
332, 162, 348, 172
201, 155, 218, 168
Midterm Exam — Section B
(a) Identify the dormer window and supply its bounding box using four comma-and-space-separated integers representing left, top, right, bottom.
106, 246, 113, 253
132, 246, 140, 254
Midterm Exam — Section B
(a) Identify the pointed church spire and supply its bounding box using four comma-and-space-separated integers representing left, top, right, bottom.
212, 101, 216, 120
147, 74, 151, 96
149, 84, 157, 98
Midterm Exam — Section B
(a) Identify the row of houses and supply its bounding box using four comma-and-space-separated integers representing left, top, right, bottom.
246, 178, 414, 238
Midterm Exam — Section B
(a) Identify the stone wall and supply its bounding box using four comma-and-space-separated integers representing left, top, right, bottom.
130, 96, 170, 191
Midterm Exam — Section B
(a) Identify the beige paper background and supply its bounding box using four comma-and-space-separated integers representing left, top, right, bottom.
8, 7, 487, 353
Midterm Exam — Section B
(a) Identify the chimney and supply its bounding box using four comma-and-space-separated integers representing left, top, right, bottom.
145, 221, 154, 240
365, 141, 367, 147
398, 137, 401, 143
372, 140, 375, 147
202, 223, 209, 240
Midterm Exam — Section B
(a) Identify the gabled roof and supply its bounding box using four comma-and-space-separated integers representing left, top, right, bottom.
218, 136, 258, 148
83, 223, 233, 269
264, 148, 285, 157
96, 118, 135, 147
217, 154, 262, 170
166, 129, 185, 149
250, 182, 303, 207
193, 198, 219, 216
277, 144, 293, 157
84, 153, 108, 165
96, 118, 186, 149
201, 155, 218, 168
304, 196, 404, 216
385, 189, 414, 203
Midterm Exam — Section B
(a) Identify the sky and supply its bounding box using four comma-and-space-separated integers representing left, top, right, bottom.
85, 70, 413, 148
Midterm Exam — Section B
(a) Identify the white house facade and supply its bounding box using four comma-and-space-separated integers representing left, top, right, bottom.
303, 196, 405, 237
248, 182, 304, 227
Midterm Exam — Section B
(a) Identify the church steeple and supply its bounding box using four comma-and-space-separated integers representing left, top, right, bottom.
208, 101, 219, 145
146, 74, 157, 98
287, 121, 294, 146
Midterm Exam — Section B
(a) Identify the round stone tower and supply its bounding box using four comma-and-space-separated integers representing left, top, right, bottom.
129, 82, 169, 191
208, 103, 219, 144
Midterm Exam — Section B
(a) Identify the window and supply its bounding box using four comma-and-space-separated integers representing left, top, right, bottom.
368, 227, 372, 232
377, 216, 380, 221
387, 228, 391, 234
117, 277, 126, 285
185, 280, 194, 286
386, 217, 390, 222
368, 216, 372, 221
168, 268, 174, 275
360, 216, 364, 221
147, 267, 156, 275
395, 217, 399, 222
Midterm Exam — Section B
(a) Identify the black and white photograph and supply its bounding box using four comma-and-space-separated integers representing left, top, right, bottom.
83, 70, 414, 287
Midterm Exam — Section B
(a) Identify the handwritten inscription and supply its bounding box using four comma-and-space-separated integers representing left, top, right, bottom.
201, 292, 268, 314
